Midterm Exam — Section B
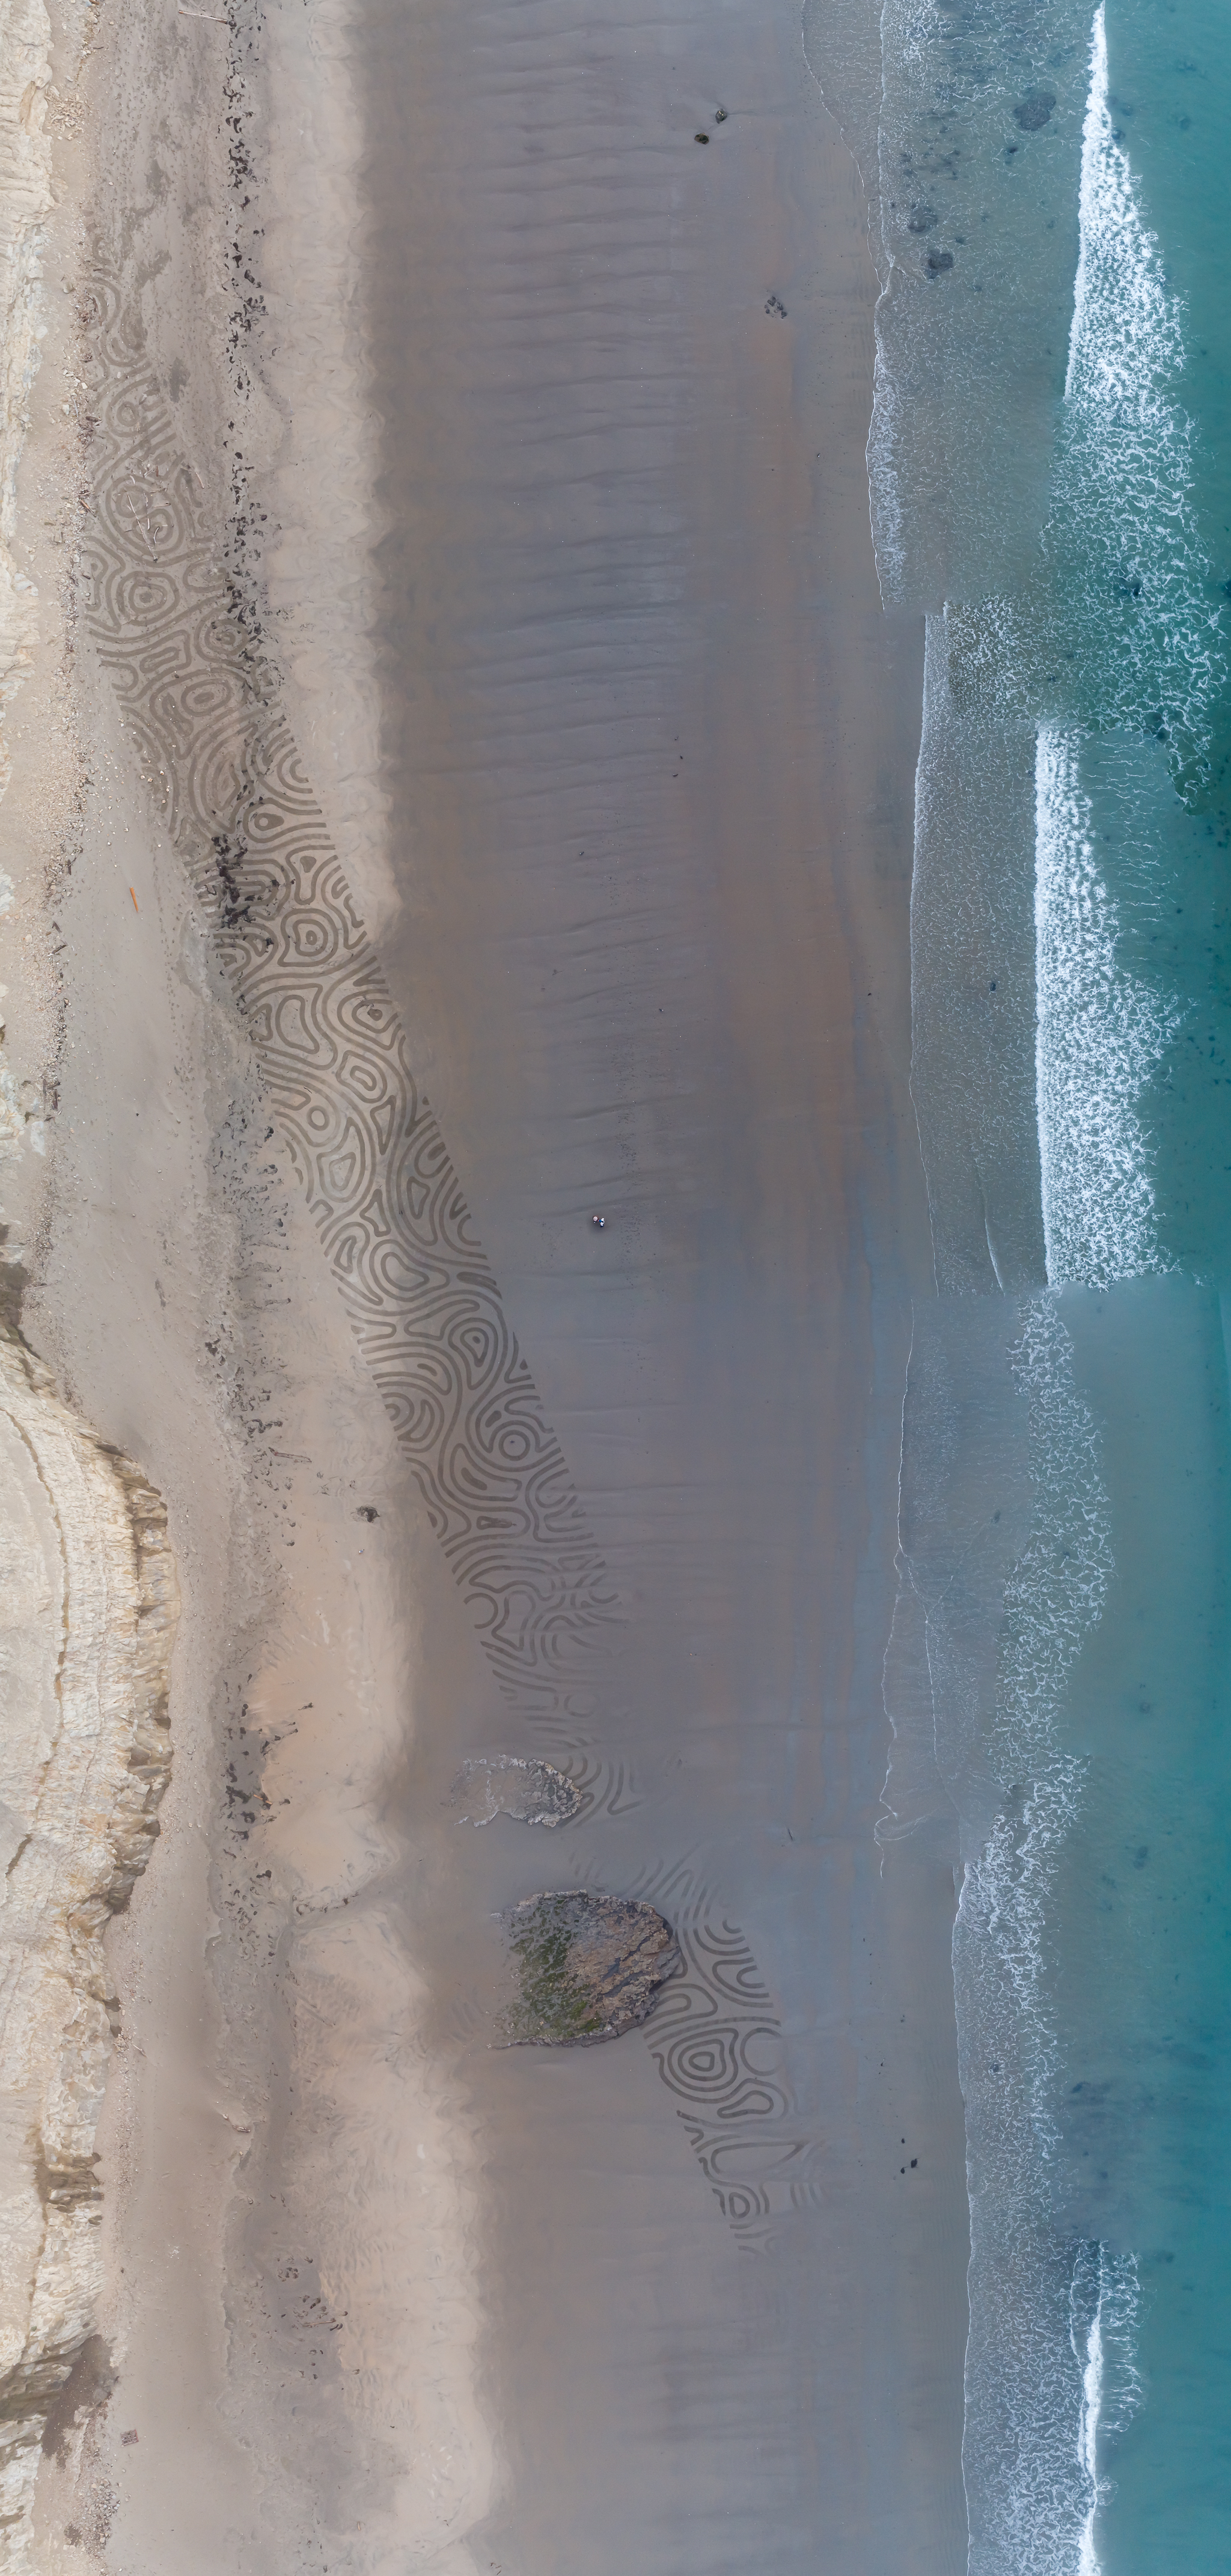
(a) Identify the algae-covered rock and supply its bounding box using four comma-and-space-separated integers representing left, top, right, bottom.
498, 1891, 682, 2046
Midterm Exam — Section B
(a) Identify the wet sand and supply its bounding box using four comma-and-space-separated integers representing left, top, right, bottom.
1, 0, 970, 2560
353, 0, 968, 2562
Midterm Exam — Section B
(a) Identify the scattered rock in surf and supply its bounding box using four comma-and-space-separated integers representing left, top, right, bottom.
906, 203, 937, 233
497, 1891, 682, 2046
450, 1754, 581, 1831
1013, 88, 1057, 130
925, 249, 955, 277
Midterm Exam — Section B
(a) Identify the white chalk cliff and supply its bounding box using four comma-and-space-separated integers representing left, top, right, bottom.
0, 1331, 177, 2556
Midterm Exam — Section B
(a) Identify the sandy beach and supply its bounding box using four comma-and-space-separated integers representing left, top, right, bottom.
0, 0, 969, 2563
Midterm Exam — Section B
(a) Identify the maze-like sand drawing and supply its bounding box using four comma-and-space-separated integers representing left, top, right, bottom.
79, 274, 815, 2236
79, 271, 616, 1719
644, 1901, 816, 2250
559, 1752, 645, 1820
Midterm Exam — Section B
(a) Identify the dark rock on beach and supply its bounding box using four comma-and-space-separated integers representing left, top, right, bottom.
498, 1891, 683, 2046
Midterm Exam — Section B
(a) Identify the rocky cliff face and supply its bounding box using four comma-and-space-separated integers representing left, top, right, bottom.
0, 1330, 177, 2558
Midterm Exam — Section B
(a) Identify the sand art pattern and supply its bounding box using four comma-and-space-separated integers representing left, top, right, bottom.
648, 1916, 814, 2248
78, 269, 614, 1719
76, 274, 816, 2250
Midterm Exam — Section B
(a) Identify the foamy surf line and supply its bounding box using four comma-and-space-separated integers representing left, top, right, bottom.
944, 1299, 1112, 2575
889, 4, 1193, 2563
1054, 0, 1216, 767
985, 6, 1206, 2556
1072, 2245, 1142, 2576
1034, 725, 1179, 1289
826, 0, 1231, 2549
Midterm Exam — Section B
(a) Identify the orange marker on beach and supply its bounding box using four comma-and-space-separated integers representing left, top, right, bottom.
129, 887, 139, 912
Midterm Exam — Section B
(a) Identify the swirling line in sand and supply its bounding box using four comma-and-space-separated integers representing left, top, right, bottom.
78, 270, 615, 1720
76, 277, 819, 2241
646, 1909, 817, 2249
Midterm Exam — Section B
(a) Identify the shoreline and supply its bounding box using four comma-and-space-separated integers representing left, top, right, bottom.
0, 0, 970, 2562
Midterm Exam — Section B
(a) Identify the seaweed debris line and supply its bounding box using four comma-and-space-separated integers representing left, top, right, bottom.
498, 1894, 682, 2046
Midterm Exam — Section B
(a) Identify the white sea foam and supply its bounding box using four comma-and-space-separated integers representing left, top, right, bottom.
1035, 726, 1181, 1287
1065, 7, 1176, 411
1071, 2243, 1142, 2575
1077, 2295, 1102, 2576
891, 9, 1177, 2565
973, 1301, 1111, 2147
955, 1300, 1125, 2575
889, 1303, 1126, 2571
1057, 4, 1218, 767
1037, 5, 1199, 1296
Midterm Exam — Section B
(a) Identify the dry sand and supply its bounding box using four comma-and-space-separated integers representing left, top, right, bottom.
0, 0, 972, 2563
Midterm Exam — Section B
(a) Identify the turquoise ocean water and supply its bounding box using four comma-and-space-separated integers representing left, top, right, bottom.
805, 0, 1231, 2565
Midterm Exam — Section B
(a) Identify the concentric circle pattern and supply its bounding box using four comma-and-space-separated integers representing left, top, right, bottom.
649, 1918, 814, 2249
81, 267, 616, 1715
